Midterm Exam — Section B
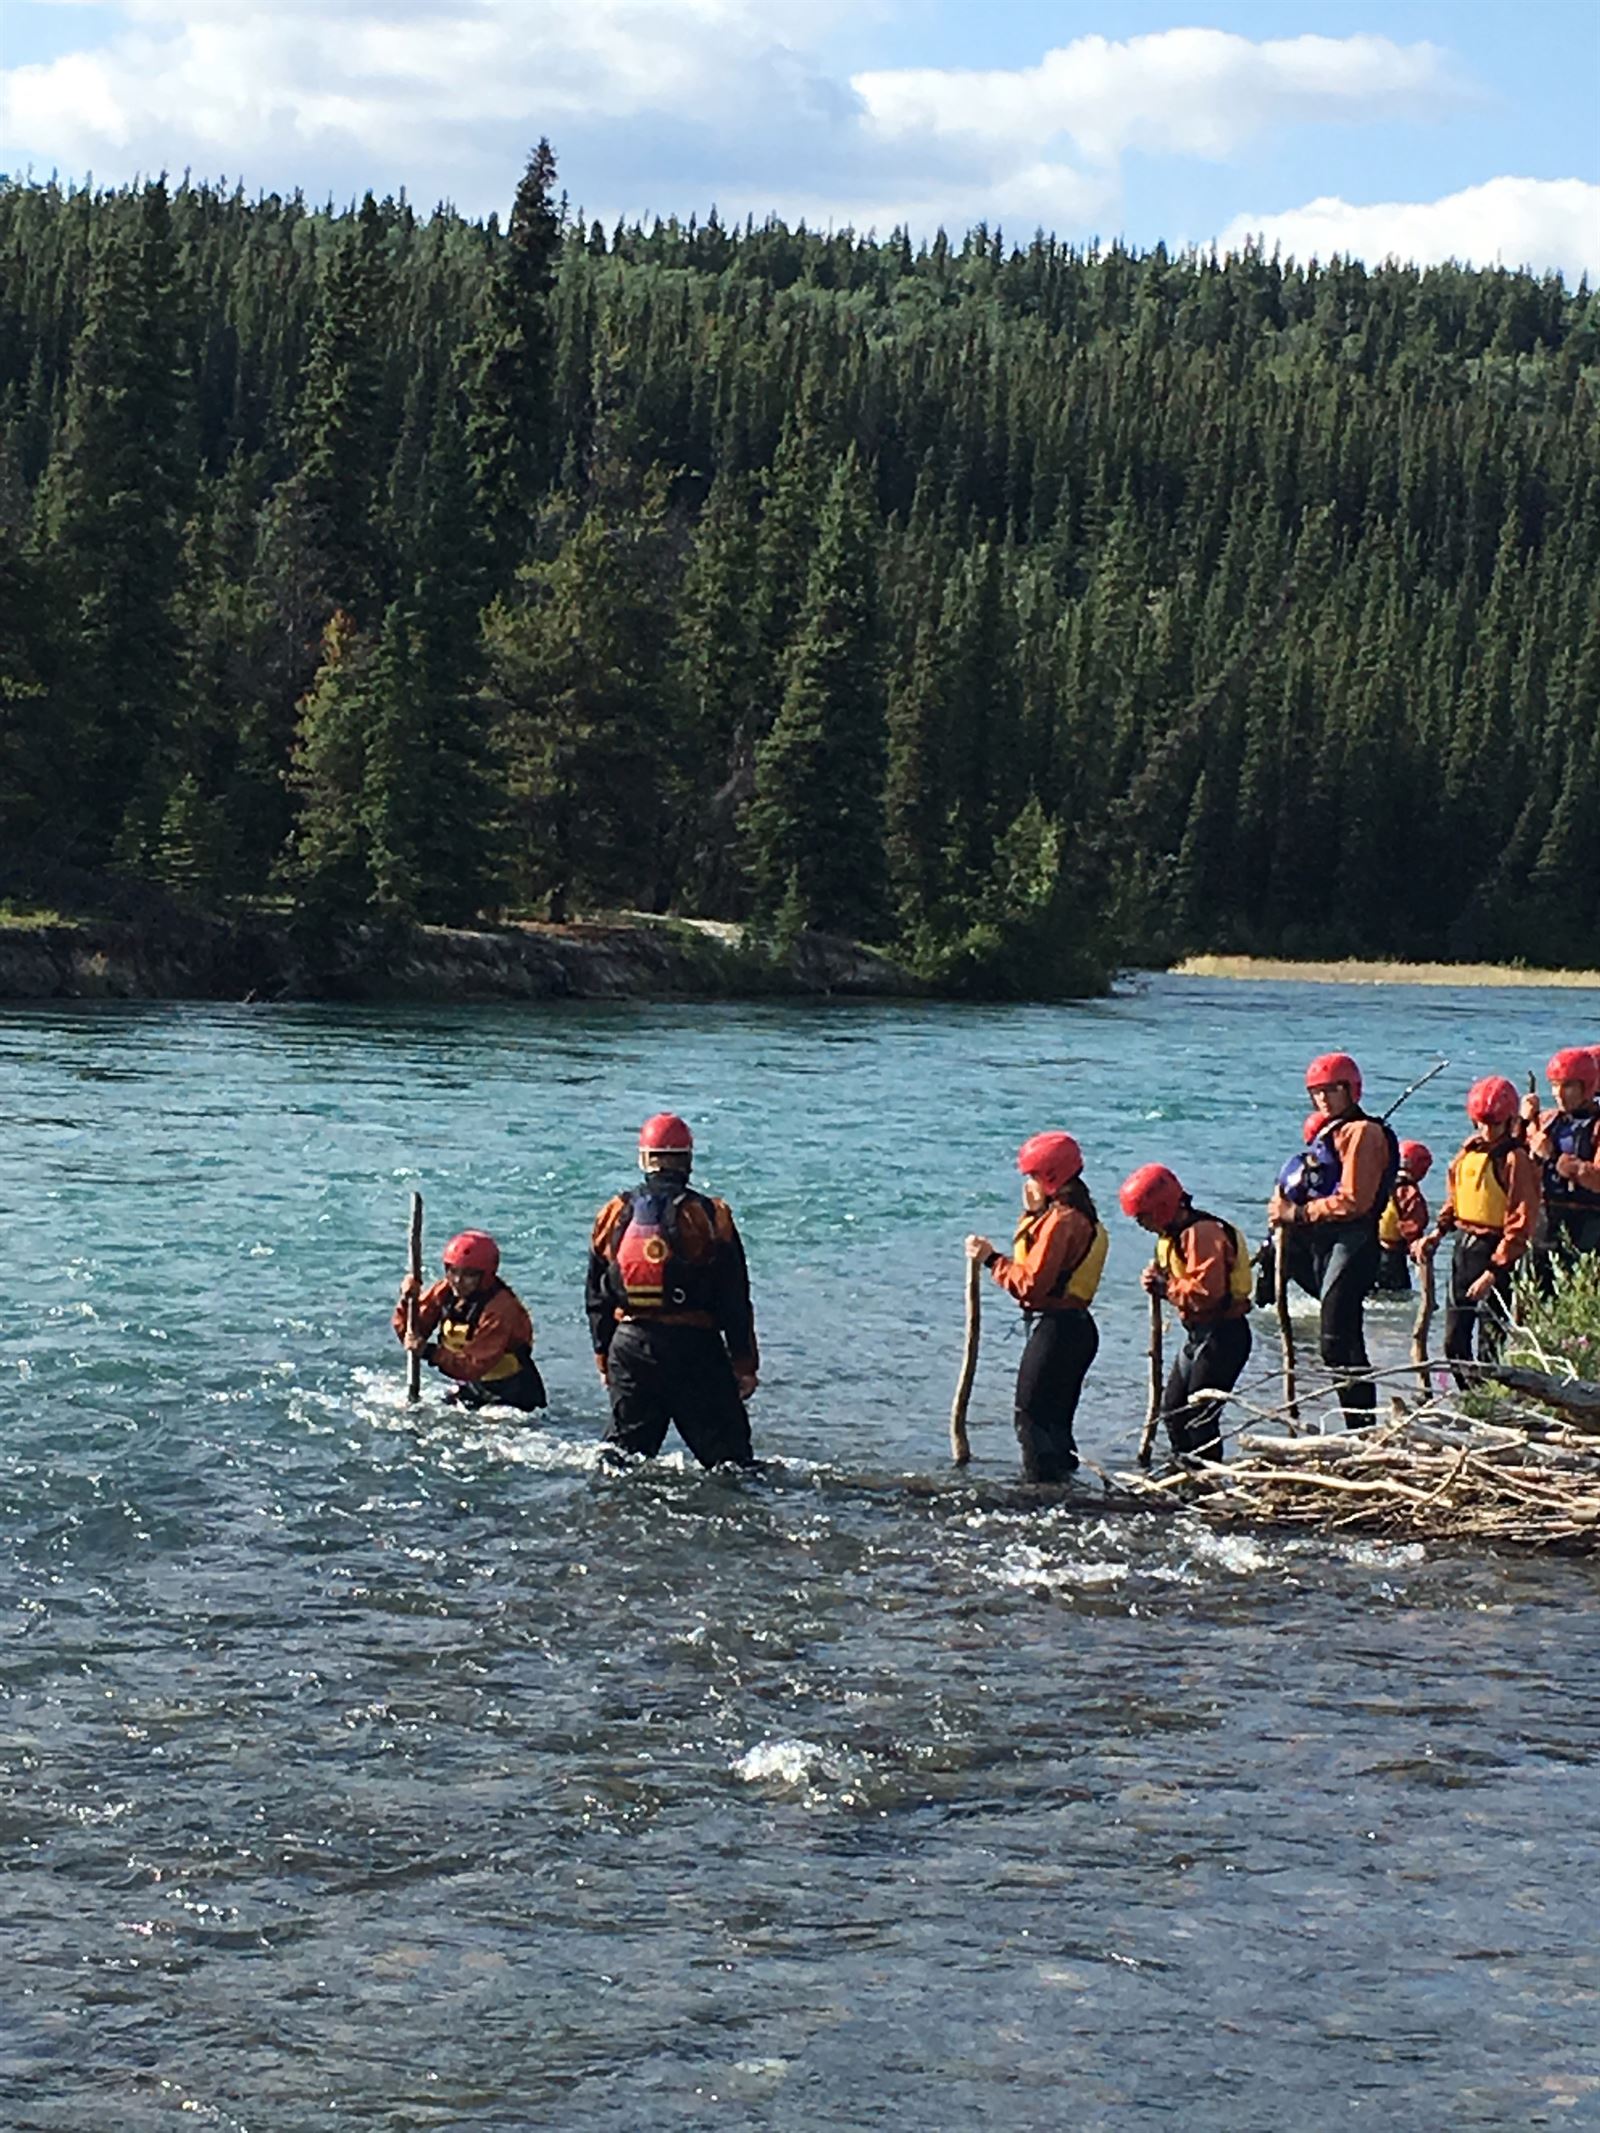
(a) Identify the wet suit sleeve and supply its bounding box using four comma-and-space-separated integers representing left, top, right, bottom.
1395, 1180, 1428, 1242
989, 1206, 1089, 1309
432, 1291, 527, 1383
394, 1279, 449, 1344
1566, 1134, 1600, 1197
1302, 1119, 1387, 1225
586, 1197, 626, 1359
1493, 1148, 1542, 1268
1163, 1219, 1230, 1319
711, 1206, 759, 1375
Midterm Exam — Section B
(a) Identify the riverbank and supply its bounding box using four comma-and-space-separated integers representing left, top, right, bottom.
0, 909, 924, 1003
1175, 953, 1600, 989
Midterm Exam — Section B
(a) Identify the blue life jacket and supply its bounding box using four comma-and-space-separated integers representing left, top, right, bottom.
1278, 1114, 1400, 1227
1544, 1109, 1600, 1210
1277, 1129, 1341, 1205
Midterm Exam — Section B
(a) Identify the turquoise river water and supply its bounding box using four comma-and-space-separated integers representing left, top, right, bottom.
4, 975, 1600, 2131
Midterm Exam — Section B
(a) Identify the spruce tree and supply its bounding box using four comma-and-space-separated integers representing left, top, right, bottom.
483, 468, 676, 919
281, 610, 375, 912
283, 191, 395, 620
463, 141, 561, 575
38, 179, 189, 866
745, 449, 884, 936
0, 525, 53, 877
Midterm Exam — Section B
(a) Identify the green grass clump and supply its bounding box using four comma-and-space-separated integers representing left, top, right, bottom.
1510, 1252, 1600, 1380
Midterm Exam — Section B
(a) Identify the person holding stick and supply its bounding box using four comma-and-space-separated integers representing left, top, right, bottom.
1415, 1077, 1539, 1371
1266, 1051, 1399, 1429
1120, 1164, 1252, 1462
966, 1132, 1107, 1483
395, 1230, 547, 1412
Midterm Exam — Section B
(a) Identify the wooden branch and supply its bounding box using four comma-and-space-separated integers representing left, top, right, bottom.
1478, 1364, 1600, 1435
1411, 1251, 1435, 1383
1137, 1285, 1163, 1468
1273, 1226, 1298, 1422
949, 1253, 981, 1465
406, 1190, 424, 1405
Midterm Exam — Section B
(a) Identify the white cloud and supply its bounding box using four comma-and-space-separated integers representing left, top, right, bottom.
1216, 177, 1600, 280
854, 30, 1461, 168
0, 4, 1483, 249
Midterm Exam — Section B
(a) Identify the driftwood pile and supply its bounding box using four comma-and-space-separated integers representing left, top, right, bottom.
1123, 1362, 1600, 1553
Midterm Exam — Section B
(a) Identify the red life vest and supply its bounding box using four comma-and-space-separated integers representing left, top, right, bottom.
608, 1186, 733, 1315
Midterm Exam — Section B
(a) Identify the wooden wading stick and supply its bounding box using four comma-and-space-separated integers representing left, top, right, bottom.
1411, 1250, 1436, 1388
1273, 1223, 1299, 1422
406, 1190, 424, 1404
1137, 1285, 1164, 1468
949, 1252, 981, 1466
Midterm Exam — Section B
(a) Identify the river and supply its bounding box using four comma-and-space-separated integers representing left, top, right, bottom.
4, 976, 1599, 2130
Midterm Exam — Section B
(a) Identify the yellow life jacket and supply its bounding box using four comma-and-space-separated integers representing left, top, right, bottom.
1063, 1222, 1109, 1306
440, 1298, 524, 1382
1156, 1214, 1252, 1308
1377, 1198, 1401, 1249
1454, 1145, 1512, 1232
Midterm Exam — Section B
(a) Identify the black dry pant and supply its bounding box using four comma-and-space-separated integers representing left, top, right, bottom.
1164, 1314, 1252, 1459
1014, 1310, 1098, 1482
604, 1321, 753, 1468
1373, 1244, 1412, 1294
446, 1360, 547, 1413
1444, 1232, 1514, 1368
1284, 1225, 1381, 1427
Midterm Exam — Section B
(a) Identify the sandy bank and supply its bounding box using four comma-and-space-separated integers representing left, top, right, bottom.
1174, 955, 1600, 990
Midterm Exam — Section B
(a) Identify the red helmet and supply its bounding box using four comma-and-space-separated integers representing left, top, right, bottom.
1016, 1130, 1083, 1195
1466, 1076, 1519, 1126
442, 1229, 499, 1275
1305, 1052, 1362, 1102
639, 1112, 694, 1154
1118, 1163, 1185, 1228
1547, 1048, 1599, 1099
1397, 1139, 1433, 1180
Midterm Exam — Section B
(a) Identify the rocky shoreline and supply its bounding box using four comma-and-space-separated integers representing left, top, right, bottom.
0, 910, 926, 1004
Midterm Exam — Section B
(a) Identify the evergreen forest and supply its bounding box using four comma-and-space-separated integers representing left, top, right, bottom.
3, 149, 1599, 988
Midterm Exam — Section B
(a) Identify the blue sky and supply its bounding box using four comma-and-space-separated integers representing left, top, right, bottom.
4, 0, 1597, 273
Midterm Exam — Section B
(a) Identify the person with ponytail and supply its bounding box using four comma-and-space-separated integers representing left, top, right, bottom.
967, 1132, 1108, 1483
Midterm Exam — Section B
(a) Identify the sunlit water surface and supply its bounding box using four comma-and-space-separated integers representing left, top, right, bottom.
3, 977, 1599, 2130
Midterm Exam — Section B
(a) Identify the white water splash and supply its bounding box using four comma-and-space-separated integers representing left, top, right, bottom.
733, 1736, 837, 1787
731, 1736, 876, 1806
982, 1544, 1131, 1592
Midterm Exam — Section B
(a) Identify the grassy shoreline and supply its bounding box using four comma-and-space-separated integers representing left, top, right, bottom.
1174, 954, 1600, 990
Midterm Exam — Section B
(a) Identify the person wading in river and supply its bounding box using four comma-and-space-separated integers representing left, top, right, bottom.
396, 1230, 547, 1411
586, 1113, 759, 1468
1522, 1047, 1600, 1270
967, 1132, 1107, 1483
1374, 1140, 1433, 1293
1120, 1164, 1252, 1461
1266, 1052, 1399, 1428
1416, 1076, 1539, 1371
